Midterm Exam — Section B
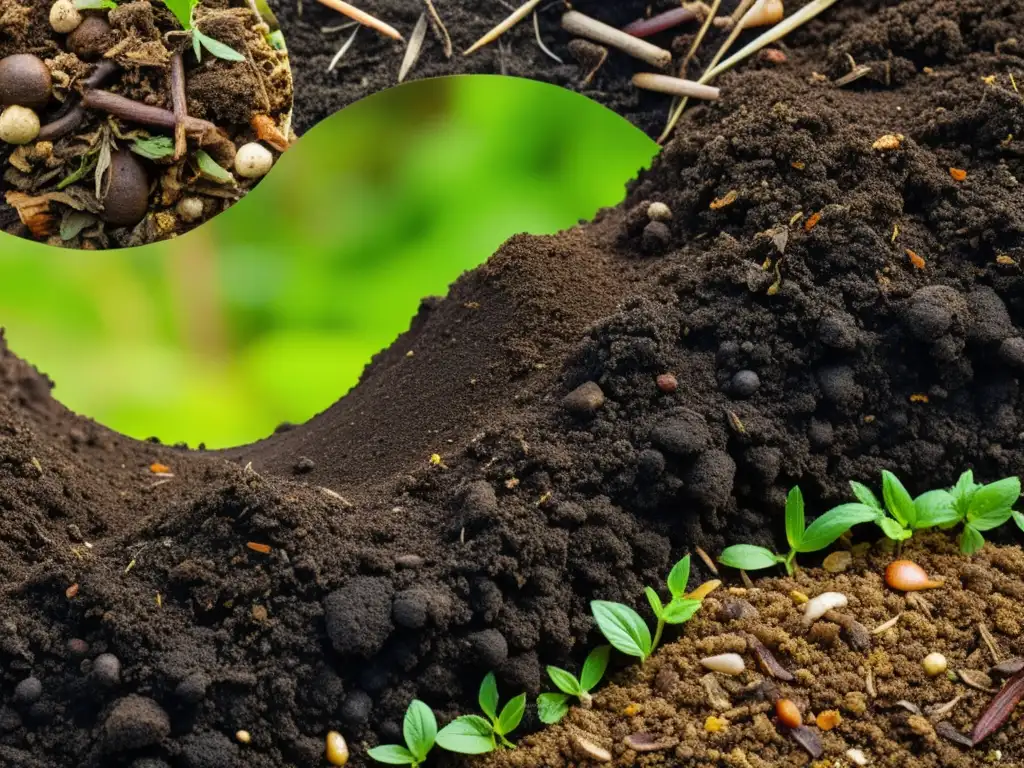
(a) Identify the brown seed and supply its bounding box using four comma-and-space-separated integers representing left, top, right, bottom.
885, 560, 943, 591
656, 373, 678, 393
325, 731, 349, 766
67, 15, 113, 61
0, 55, 53, 109
101, 150, 149, 226
776, 698, 802, 728
563, 381, 605, 414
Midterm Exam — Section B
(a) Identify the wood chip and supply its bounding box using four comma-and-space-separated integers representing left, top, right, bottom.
971, 668, 1024, 744
935, 720, 973, 748
575, 736, 612, 762
786, 725, 823, 758
822, 610, 871, 651
744, 633, 795, 681
990, 657, 1024, 677
710, 190, 738, 209
695, 546, 719, 575
701, 673, 732, 710
895, 700, 922, 715
957, 669, 994, 692
246, 542, 272, 555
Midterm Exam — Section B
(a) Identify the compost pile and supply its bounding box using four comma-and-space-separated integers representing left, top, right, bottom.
0, 0, 293, 248
2, 0, 1024, 766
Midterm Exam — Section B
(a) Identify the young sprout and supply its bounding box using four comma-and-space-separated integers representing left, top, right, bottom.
718, 486, 878, 575
435, 673, 525, 753
952, 473, 1020, 554
163, 0, 246, 62
591, 555, 705, 662
368, 700, 436, 766
536, 646, 610, 724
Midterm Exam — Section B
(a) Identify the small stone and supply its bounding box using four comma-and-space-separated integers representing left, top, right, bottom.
49, 0, 83, 33
294, 456, 315, 473
175, 672, 210, 704
340, 690, 373, 726
468, 629, 508, 668
13, 677, 42, 705
872, 133, 904, 151
907, 714, 934, 738
846, 748, 869, 766
642, 220, 671, 253
67, 638, 89, 658
394, 554, 424, 569
822, 551, 852, 573
234, 142, 274, 179
730, 370, 760, 398
103, 696, 171, 752
999, 338, 1024, 370
66, 15, 112, 60
563, 381, 605, 415
91, 653, 121, 688
176, 197, 204, 223
656, 373, 678, 393
575, 736, 611, 762
646, 202, 672, 221
392, 589, 428, 629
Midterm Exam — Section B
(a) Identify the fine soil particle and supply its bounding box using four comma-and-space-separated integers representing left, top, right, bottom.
484, 535, 1024, 767
1, 0, 1024, 766
0, 0, 293, 248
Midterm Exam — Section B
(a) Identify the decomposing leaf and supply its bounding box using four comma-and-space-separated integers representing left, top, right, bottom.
131, 135, 176, 160
60, 211, 96, 241
970, 669, 1024, 744
195, 150, 235, 184
743, 633, 795, 681
786, 725, 823, 758
935, 720, 973, 748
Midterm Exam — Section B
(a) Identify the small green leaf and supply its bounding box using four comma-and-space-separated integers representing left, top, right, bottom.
850, 480, 882, 510
876, 516, 911, 541
546, 666, 582, 697
195, 149, 234, 184
950, 470, 978, 517
881, 470, 916, 528
960, 524, 985, 555
968, 477, 1021, 522
495, 693, 525, 736
785, 486, 805, 550
1012, 510, 1024, 533
367, 745, 417, 765
60, 211, 96, 241
644, 586, 664, 619
666, 555, 690, 599
131, 135, 175, 160
194, 29, 247, 61
435, 716, 494, 755
661, 597, 701, 625
797, 504, 879, 552
913, 490, 959, 529
580, 646, 610, 692
192, 30, 202, 60
968, 506, 1013, 532
478, 673, 498, 721
403, 700, 436, 762
590, 600, 652, 659
75, 0, 117, 8
536, 693, 570, 725
57, 155, 97, 190
163, 0, 198, 30
718, 544, 782, 571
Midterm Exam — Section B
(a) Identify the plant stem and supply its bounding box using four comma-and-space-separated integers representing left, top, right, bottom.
651, 617, 665, 656
783, 551, 796, 575
170, 53, 188, 160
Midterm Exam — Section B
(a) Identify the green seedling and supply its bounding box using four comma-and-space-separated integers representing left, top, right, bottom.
163, 0, 246, 61
952, 473, 1020, 554
536, 645, 610, 725
590, 555, 704, 662
435, 673, 525, 753
719, 486, 877, 575
368, 700, 436, 766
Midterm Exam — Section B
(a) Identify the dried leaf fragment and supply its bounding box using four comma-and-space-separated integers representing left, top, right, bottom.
872, 133, 904, 151
786, 725, 823, 758
935, 720, 973, 748
970, 669, 1024, 744
744, 633, 795, 681
710, 190, 738, 209
246, 542, 272, 554
804, 211, 821, 231
251, 114, 290, 152
66, 583, 79, 599
949, 167, 967, 181
906, 248, 925, 269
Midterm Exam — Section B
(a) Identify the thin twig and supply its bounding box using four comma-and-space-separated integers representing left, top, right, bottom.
327, 25, 360, 72
533, 10, 561, 64
38, 105, 85, 141
321, 21, 358, 33
464, 0, 543, 56
398, 13, 429, 82
682, 0, 721, 73
170, 53, 187, 161
423, 0, 452, 58
315, 0, 403, 41
561, 10, 672, 69
633, 73, 719, 100
623, 6, 699, 38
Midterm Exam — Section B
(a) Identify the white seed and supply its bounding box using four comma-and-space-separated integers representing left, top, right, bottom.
0, 105, 40, 145
846, 748, 869, 766
700, 652, 746, 676
49, 0, 83, 33
803, 591, 848, 623
647, 202, 672, 221
923, 652, 948, 677
176, 197, 205, 222
575, 736, 611, 762
235, 729, 251, 744
234, 142, 274, 179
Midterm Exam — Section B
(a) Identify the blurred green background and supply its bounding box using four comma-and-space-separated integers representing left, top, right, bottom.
0, 76, 657, 448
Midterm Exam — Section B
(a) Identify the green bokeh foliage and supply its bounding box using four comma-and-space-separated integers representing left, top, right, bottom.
0, 76, 657, 447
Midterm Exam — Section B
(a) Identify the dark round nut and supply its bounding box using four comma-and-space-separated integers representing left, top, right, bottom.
91, 652, 121, 687
0, 55, 52, 109
101, 150, 149, 226
14, 676, 43, 705
730, 370, 760, 398
66, 16, 113, 62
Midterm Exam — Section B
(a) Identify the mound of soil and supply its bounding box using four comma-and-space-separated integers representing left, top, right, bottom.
485, 535, 1024, 768
0, 0, 293, 248
2, 0, 1024, 766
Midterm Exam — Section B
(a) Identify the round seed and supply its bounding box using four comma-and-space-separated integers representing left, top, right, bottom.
0, 55, 52, 109
0, 105, 40, 145
776, 698, 802, 728
325, 731, 349, 766
234, 142, 274, 179
923, 652, 948, 677
49, 0, 83, 33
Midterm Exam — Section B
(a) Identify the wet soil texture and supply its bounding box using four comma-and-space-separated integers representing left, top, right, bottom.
0, 0, 1023, 766
0, 0, 293, 248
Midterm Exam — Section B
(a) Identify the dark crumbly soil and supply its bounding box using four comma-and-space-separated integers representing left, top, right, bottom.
2, 0, 1024, 766
0, 0, 293, 248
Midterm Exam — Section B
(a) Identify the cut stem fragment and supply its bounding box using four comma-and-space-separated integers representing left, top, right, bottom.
169, 53, 187, 160
632, 73, 720, 100
315, 0, 403, 41
464, 0, 543, 56
327, 25, 360, 72
423, 0, 452, 58
561, 10, 672, 69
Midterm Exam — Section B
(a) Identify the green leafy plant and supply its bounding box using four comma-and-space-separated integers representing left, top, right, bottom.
719, 486, 877, 575
953, 473, 1020, 554
163, 0, 246, 62
590, 555, 704, 662
435, 673, 525, 753
536, 646, 610, 725
368, 700, 436, 766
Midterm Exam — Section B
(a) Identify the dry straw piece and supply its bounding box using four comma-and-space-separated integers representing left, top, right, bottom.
632, 73, 720, 100
463, 0, 543, 56
398, 13, 429, 82
561, 11, 672, 69
315, 0, 403, 41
